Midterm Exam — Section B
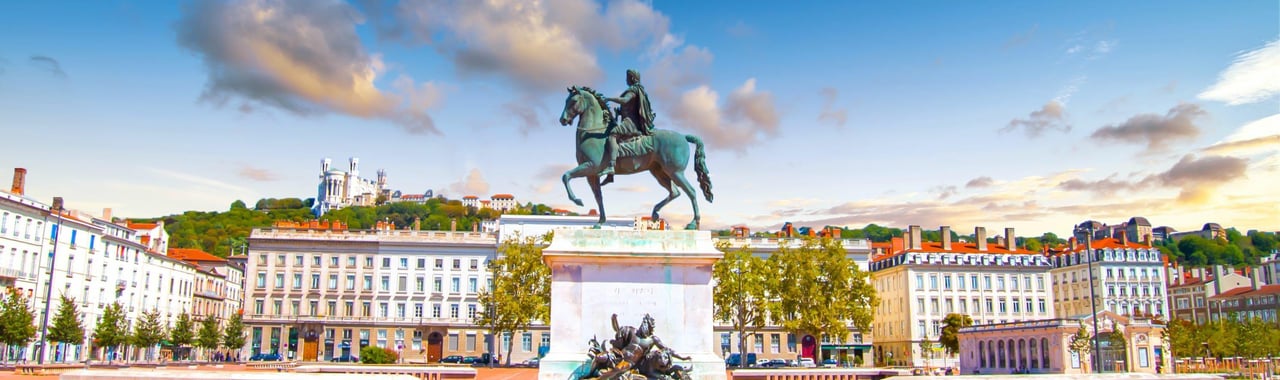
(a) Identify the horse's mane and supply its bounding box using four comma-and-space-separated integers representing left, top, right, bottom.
575, 86, 613, 126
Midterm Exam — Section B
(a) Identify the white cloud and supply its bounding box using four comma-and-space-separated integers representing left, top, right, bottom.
669, 78, 779, 152
1198, 40, 1280, 105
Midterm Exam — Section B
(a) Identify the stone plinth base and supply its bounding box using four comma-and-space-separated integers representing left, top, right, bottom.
537, 229, 725, 380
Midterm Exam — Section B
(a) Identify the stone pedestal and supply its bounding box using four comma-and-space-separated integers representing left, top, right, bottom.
537, 229, 725, 380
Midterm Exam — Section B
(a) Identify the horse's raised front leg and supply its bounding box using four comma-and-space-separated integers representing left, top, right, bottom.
669, 171, 701, 230
562, 162, 596, 207
587, 174, 606, 228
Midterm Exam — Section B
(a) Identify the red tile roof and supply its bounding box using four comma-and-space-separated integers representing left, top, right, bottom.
491, 194, 515, 199
127, 222, 158, 230
463, 195, 479, 200
1209, 284, 1280, 300
872, 240, 1037, 263
168, 248, 227, 263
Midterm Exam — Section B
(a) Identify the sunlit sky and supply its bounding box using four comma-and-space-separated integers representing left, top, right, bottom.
1, 0, 1277, 236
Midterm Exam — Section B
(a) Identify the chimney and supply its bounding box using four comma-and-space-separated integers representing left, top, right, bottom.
940, 226, 952, 251
890, 236, 904, 254
908, 225, 922, 250
52, 196, 64, 211
1069, 237, 1078, 251
450, 218, 457, 232
975, 227, 988, 251
995, 236, 1005, 247
1005, 227, 1016, 251
102, 208, 113, 222
413, 217, 421, 230
1250, 267, 1261, 290
1213, 265, 1227, 294
10, 168, 26, 196
1117, 230, 1128, 245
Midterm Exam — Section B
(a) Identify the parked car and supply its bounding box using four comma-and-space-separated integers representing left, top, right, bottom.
798, 358, 816, 368
521, 358, 540, 368
249, 353, 281, 361
820, 358, 837, 367
761, 359, 788, 368
331, 354, 359, 363
472, 353, 497, 366
724, 353, 757, 368
441, 355, 464, 364
462, 356, 480, 364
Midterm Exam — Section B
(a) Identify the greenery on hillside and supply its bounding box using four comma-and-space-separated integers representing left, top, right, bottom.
1159, 229, 1277, 266
136, 197, 566, 257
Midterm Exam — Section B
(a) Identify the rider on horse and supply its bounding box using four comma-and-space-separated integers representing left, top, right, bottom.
601, 69, 656, 186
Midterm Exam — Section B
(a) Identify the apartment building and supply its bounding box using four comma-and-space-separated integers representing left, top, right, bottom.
1166, 265, 1251, 324
870, 226, 1053, 368
243, 222, 509, 362
1047, 234, 1168, 319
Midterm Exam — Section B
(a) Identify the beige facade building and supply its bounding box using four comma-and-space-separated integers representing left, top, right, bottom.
870, 226, 1053, 368
957, 311, 1169, 375
244, 222, 514, 362
1048, 236, 1168, 319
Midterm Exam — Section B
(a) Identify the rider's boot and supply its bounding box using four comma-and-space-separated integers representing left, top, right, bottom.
600, 157, 617, 186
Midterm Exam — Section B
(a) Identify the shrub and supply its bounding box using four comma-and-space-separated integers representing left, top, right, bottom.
360, 345, 399, 364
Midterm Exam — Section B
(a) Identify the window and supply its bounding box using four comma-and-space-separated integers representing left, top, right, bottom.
984, 276, 992, 290
256, 272, 266, 288
522, 333, 533, 351
450, 304, 459, 318
451, 334, 460, 351
452, 259, 461, 270
331, 256, 339, 266
254, 300, 264, 314
916, 275, 924, 289
787, 334, 796, 352
399, 276, 407, 292
1011, 276, 1019, 290
1012, 298, 1021, 313
274, 273, 284, 288
294, 255, 303, 266
311, 274, 321, 289
432, 304, 441, 318
258, 254, 267, 265
998, 299, 1007, 314
1025, 299, 1033, 314
971, 275, 979, 289
414, 304, 423, 318
362, 302, 371, 316
400, 258, 408, 268
770, 334, 781, 353
1038, 299, 1046, 313
468, 304, 477, 319
930, 298, 939, 314
397, 303, 406, 318
917, 298, 925, 312
470, 259, 479, 270
416, 277, 425, 292
383, 258, 391, 267
451, 278, 460, 292
945, 298, 954, 313
468, 278, 478, 293
1037, 275, 1044, 290
273, 300, 282, 315
417, 258, 426, 269
917, 320, 926, 338
997, 276, 1005, 290
929, 275, 938, 290
754, 333, 764, 353
364, 275, 373, 290
381, 276, 390, 291
960, 299, 968, 313
985, 298, 994, 313
313, 255, 321, 266
292, 274, 302, 289
943, 275, 952, 290
344, 301, 353, 316
435, 259, 444, 269
366, 257, 374, 267
957, 275, 966, 290
344, 275, 353, 290
276, 255, 285, 265
434, 278, 443, 292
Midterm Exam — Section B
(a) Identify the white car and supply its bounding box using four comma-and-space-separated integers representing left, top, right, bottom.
798, 358, 816, 368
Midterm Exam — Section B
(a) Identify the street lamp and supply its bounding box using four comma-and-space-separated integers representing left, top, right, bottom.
37, 197, 64, 365
1075, 222, 1102, 373
731, 266, 746, 367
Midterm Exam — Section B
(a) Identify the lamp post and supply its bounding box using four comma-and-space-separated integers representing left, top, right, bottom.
731, 266, 746, 367
37, 197, 64, 365
1076, 223, 1102, 373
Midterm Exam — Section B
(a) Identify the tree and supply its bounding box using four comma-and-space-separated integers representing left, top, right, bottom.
222, 312, 246, 357
360, 345, 398, 364
196, 316, 221, 360
474, 234, 551, 366
169, 312, 194, 356
94, 303, 128, 361
0, 287, 37, 363
230, 200, 247, 210
919, 334, 935, 366
47, 295, 85, 362
939, 313, 973, 357
1068, 321, 1093, 372
712, 242, 770, 365
769, 238, 878, 362
132, 309, 166, 361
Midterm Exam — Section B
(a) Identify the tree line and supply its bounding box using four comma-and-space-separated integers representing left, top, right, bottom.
0, 288, 244, 363
1158, 229, 1277, 267
135, 196, 568, 257
1165, 316, 1280, 360
712, 238, 878, 364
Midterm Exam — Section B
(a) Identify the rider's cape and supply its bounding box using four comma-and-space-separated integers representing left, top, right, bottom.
632, 84, 656, 133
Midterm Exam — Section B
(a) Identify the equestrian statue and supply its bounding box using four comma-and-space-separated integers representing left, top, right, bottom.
558, 69, 714, 230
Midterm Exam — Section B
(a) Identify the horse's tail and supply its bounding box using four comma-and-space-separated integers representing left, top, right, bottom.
685, 134, 714, 203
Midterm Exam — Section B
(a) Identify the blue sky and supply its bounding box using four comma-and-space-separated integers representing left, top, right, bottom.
1, 0, 1277, 236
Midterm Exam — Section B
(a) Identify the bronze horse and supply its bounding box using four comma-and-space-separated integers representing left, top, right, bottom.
558, 86, 713, 230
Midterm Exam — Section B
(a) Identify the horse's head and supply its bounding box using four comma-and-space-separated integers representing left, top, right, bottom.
560, 86, 609, 128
